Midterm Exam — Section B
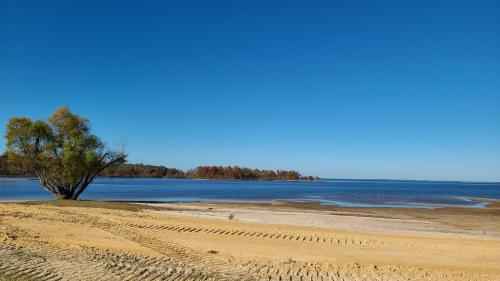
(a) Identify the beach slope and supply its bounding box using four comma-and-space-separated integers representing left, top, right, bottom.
0, 201, 499, 281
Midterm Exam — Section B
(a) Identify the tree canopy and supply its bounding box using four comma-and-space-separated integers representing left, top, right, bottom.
5, 106, 126, 199
101, 164, 316, 180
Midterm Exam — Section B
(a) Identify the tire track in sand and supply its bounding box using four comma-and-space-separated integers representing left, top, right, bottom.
0, 204, 497, 281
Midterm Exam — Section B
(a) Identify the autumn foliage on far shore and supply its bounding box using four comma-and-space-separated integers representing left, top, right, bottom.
102, 164, 317, 181
1, 154, 316, 181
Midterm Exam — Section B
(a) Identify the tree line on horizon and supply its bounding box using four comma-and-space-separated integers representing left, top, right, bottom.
0, 153, 317, 181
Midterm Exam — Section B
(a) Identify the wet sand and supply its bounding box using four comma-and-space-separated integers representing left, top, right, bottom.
0, 200, 499, 280
153, 199, 500, 237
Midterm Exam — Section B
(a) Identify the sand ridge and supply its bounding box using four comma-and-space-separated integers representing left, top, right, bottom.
0, 201, 499, 281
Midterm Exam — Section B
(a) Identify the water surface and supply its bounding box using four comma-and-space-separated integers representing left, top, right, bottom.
0, 177, 499, 208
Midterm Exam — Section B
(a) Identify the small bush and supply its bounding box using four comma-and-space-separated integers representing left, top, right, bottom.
228, 213, 235, 220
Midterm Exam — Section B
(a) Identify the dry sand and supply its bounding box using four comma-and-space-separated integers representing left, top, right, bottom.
0, 200, 499, 281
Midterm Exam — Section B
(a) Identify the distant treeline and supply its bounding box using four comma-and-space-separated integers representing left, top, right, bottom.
0, 153, 317, 181
102, 164, 316, 180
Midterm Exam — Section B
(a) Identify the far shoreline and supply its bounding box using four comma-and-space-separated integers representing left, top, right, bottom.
0, 175, 319, 182
1, 175, 500, 184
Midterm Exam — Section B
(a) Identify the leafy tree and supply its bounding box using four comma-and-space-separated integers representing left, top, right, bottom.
5, 106, 126, 199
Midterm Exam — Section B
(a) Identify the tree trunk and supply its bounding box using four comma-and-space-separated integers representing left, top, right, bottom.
55, 193, 76, 200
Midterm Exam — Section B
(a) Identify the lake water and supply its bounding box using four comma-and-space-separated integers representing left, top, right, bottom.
0, 177, 499, 208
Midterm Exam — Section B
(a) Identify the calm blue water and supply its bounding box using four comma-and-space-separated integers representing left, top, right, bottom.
1, 177, 499, 208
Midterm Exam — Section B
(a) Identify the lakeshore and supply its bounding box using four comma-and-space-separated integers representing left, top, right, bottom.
0, 200, 499, 280
1, 177, 499, 208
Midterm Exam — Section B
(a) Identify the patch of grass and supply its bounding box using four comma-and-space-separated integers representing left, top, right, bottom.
13, 250, 45, 260
10, 249, 45, 260
12, 249, 26, 257
228, 213, 235, 220
0, 263, 34, 281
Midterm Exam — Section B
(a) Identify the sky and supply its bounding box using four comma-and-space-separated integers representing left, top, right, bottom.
1, 0, 499, 181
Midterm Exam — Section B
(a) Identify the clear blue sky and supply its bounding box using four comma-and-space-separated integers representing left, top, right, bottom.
1, 0, 499, 181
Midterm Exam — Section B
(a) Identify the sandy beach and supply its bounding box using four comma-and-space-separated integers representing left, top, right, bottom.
0, 200, 499, 281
